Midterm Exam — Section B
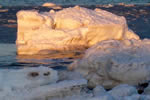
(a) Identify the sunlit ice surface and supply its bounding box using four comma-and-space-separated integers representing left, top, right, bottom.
0, 5, 150, 69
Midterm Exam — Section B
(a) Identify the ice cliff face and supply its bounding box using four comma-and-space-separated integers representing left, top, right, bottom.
16, 6, 139, 55
69, 39, 150, 88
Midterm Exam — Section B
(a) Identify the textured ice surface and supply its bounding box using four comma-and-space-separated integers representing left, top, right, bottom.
108, 84, 137, 98
70, 39, 150, 88
1, 66, 150, 100
16, 6, 139, 55
0, 66, 88, 100
0, 66, 58, 90
49, 84, 150, 100
0, 79, 87, 100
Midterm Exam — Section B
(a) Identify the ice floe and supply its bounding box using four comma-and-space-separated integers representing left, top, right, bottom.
16, 6, 139, 55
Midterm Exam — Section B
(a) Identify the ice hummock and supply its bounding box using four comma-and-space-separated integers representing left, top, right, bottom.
16, 6, 139, 55
69, 39, 150, 89
0, 66, 58, 90
1, 66, 150, 100
0, 66, 87, 100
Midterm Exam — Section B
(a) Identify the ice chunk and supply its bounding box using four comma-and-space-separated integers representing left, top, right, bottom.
0, 66, 58, 90
0, 79, 87, 100
108, 84, 137, 97
16, 6, 139, 55
93, 85, 107, 96
70, 39, 150, 88
42, 2, 62, 9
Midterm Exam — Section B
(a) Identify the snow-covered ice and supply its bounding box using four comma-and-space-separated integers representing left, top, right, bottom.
108, 84, 137, 98
5, 4, 150, 100
16, 6, 139, 55
1, 66, 150, 100
0, 66, 88, 100
0, 66, 58, 90
70, 39, 150, 88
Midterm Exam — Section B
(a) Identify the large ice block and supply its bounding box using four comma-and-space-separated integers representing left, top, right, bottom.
16, 6, 139, 55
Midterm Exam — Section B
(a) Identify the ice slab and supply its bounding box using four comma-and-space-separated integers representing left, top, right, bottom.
70, 39, 150, 88
16, 6, 139, 55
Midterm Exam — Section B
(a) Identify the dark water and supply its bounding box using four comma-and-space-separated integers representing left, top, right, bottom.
0, 5, 150, 69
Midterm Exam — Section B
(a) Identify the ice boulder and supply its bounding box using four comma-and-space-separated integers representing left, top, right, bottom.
69, 39, 150, 88
16, 6, 139, 55
93, 85, 107, 96
108, 84, 137, 98
0, 66, 58, 91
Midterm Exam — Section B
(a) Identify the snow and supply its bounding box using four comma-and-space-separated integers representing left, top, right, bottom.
0, 66, 58, 90
0, 66, 88, 100
1, 66, 150, 100
0, 66, 58, 100
144, 84, 150, 95
108, 84, 137, 97
93, 85, 107, 96
29, 79, 87, 99
16, 6, 139, 55
70, 39, 150, 88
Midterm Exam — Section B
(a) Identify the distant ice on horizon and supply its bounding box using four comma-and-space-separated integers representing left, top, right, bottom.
0, 0, 149, 6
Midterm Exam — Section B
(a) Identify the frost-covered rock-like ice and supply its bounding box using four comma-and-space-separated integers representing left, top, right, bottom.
69, 39, 150, 88
0, 66, 58, 91
144, 84, 150, 95
16, 6, 139, 55
108, 84, 137, 98
93, 85, 107, 96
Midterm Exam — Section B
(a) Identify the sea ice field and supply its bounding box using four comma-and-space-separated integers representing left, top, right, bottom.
0, 2, 150, 100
